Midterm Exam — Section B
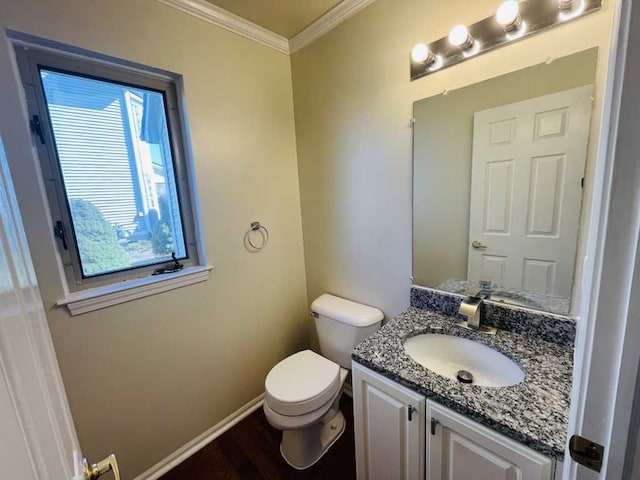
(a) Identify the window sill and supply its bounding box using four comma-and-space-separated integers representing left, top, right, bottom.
57, 265, 213, 316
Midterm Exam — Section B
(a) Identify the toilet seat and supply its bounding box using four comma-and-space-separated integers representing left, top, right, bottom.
264, 367, 349, 430
265, 350, 340, 416
263, 393, 334, 430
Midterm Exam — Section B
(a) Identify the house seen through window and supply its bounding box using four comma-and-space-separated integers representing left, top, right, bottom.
16, 47, 200, 288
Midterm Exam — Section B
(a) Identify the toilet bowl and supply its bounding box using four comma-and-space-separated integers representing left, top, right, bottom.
264, 350, 349, 469
263, 294, 383, 470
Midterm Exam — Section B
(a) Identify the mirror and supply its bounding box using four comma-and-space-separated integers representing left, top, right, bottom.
412, 48, 598, 316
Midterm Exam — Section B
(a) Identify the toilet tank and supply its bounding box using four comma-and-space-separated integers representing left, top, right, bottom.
311, 294, 383, 368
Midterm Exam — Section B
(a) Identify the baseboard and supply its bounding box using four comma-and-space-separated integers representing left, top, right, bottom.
134, 393, 265, 480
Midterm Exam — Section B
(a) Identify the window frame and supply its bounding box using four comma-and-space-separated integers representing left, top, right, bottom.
15, 45, 203, 291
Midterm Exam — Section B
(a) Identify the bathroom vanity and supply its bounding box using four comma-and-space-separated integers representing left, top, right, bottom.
351, 295, 574, 480
353, 363, 561, 480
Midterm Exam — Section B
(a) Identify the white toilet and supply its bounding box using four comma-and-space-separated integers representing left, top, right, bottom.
263, 294, 383, 470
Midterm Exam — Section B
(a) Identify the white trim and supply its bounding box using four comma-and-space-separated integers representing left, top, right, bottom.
289, 0, 376, 53
154, 0, 378, 55
584, 0, 640, 477
616, 225, 640, 478
563, 0, 635, 478
154, 0, 289, 54
134, 393, 265, 480
57, 265, 213, 316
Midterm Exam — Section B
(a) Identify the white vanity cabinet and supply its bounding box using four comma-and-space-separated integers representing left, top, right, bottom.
353, 362, 559, 480
427, 401, 553, 480
352, 362, 426, 480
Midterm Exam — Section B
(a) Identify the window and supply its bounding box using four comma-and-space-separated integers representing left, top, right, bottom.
16, 46, 202, 291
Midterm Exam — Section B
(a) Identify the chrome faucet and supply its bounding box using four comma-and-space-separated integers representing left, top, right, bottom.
458, 288, 497, 335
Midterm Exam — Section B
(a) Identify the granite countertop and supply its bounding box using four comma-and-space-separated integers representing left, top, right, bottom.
352, 307, 574, 459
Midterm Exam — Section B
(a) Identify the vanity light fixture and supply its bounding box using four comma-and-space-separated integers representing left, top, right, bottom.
496, 0, 522, 32
410, 0, 602, 81
448, 24, 474, 50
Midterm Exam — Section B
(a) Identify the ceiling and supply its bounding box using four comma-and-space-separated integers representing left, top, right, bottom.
205, 0, 344, 38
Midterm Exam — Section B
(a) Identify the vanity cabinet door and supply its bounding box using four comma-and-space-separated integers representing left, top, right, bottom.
427, 401, 553, 480
352, 362, 425, 480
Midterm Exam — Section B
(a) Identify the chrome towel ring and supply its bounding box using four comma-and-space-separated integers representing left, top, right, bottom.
245, 221, 269, 250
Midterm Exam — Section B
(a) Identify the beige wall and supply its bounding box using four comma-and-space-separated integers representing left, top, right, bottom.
413, 49, 598, 288
291, 0, 616, 319
0, 1, 307, 478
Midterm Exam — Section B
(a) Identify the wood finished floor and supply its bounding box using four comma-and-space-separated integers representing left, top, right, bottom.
160, 396, 356, 480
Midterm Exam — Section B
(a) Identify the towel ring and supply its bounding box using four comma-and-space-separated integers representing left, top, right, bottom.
245, 221, 269, 250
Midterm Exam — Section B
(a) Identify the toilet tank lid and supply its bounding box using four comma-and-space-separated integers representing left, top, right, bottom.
311, 294, 384, 327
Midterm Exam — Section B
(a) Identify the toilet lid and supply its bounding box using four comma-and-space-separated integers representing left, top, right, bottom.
265, 350, 341, 416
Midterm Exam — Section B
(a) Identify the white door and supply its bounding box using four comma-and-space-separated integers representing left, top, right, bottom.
468, 86, 593, 297
0, 136, 117, 479
353, 363, 425, 480
427, 401, 553, 480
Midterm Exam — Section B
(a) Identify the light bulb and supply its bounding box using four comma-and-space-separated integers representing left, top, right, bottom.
496, 0, 522, 31
448, 24, 473, 50
411, 43, 433, 64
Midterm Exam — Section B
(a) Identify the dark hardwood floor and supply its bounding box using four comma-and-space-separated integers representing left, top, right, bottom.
160, 396, 356, 480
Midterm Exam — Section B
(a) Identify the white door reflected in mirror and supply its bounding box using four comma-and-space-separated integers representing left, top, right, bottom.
468, 85, 593, 298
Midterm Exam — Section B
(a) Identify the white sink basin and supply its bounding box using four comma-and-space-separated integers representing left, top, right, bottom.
403, 334, 524, 387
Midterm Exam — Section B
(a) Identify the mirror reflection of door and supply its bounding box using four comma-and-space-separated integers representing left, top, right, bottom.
468, 86, 593, 297
412, 48, 598, 315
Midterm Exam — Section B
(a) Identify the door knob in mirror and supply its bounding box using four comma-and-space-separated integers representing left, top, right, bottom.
471, 241, 487, 250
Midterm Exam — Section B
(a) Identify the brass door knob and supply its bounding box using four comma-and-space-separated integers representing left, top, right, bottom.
471, 240, 488, 249
84, 454, 120, 480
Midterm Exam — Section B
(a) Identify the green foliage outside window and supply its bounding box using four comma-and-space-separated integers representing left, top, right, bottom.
69, 199, 129, 276
151, 194, 176, 256
151, 221, 175, 255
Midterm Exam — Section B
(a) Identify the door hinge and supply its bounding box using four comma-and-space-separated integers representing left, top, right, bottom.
569, 435, 604, 472
29, 114, 45, 144
54, 221, 69, 250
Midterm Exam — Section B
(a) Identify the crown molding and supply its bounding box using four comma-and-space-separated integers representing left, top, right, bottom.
289, 0, 376, 54
155, 0, 377, 55
155, 0, 290, 54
